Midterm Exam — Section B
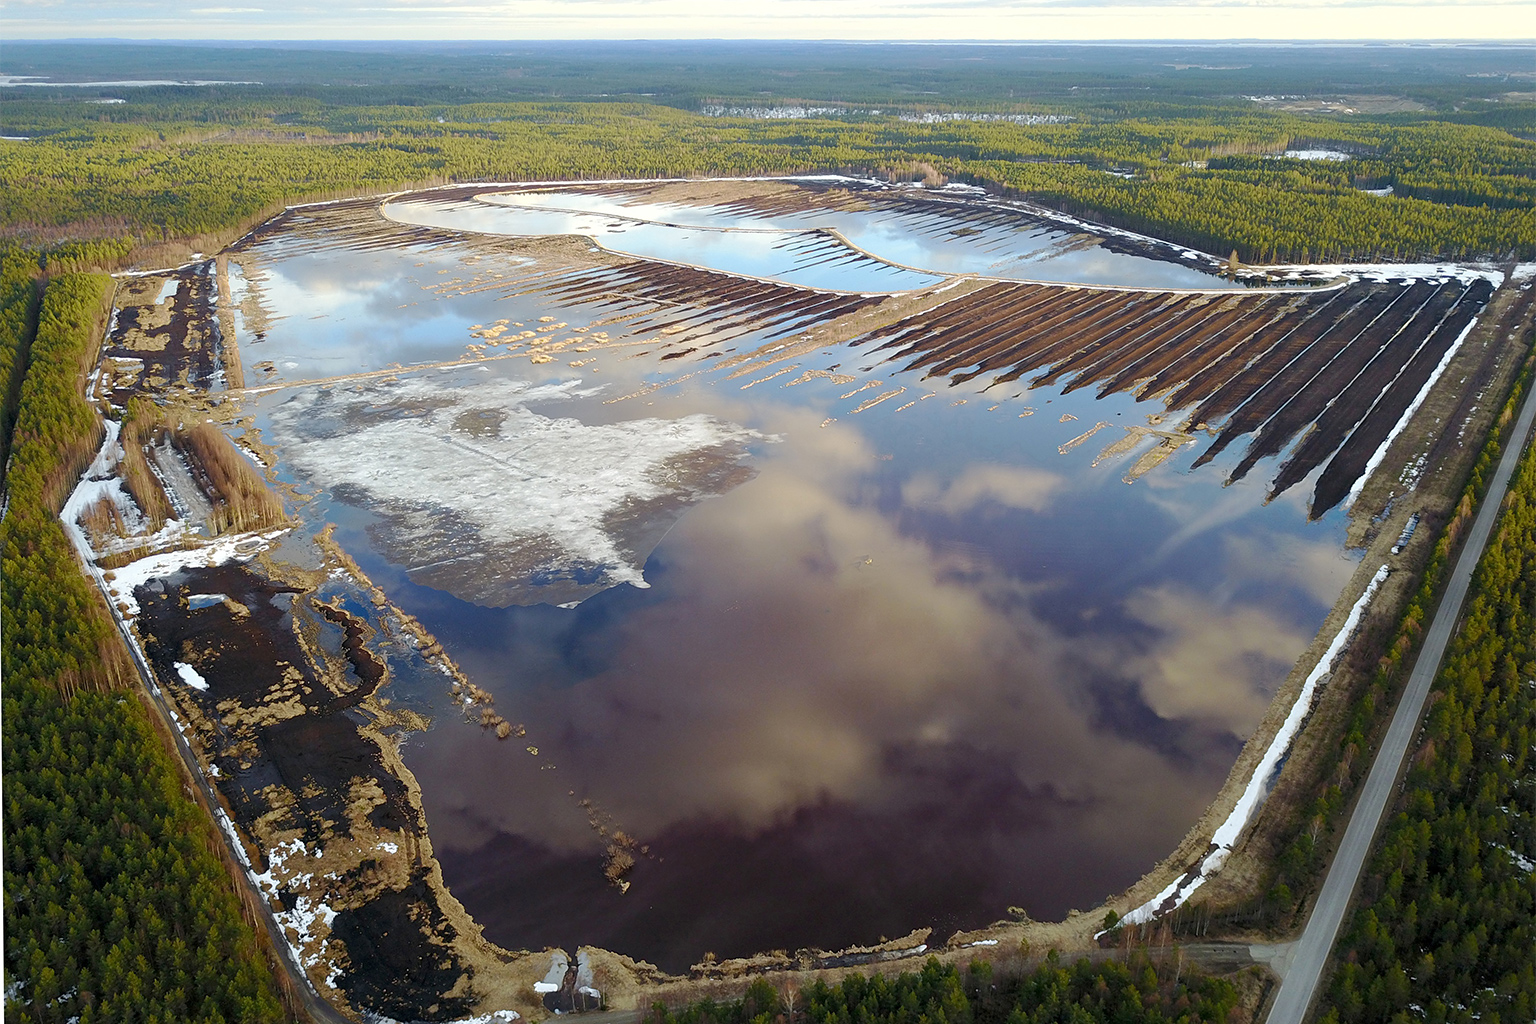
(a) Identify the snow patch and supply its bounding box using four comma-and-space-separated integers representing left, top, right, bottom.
101, 529, 285, 618
575, 950, 598, 999
1493, 844, 1535, 873
535, 950, 569, 993
371, 1012, 520, 1024
173, 661, 209, 691
1266, 263, 1504, 287
1278, 149, 1353, 161
899, 111, 1072, 126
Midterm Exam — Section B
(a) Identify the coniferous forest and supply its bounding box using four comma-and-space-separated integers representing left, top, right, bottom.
1320, 402, 1536, 1023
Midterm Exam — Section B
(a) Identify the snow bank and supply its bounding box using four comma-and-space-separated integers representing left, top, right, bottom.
104, 530, 284, 618
1265, 263, 1505, 287
534, 950, 569, 993
1117, 564, 1391, 928
1279, 149, 1352, 162
574, 950, 599, 1001
370, 1012, 519, 1024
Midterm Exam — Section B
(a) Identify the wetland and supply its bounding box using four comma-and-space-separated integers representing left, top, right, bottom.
72, 175, 1525, 1018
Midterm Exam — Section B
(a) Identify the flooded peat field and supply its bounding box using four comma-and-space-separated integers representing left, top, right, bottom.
83, 176, 1529, 1016
238, 178, 1410, 969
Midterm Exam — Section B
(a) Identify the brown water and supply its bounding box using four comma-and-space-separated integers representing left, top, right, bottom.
242, 181, 1357, 972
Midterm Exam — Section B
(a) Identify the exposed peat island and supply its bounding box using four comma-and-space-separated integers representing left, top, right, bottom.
64, 176, 1536, 1022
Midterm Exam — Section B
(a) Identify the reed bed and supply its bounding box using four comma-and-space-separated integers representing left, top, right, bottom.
172, 421, 286, 533
120, 399, 175, 527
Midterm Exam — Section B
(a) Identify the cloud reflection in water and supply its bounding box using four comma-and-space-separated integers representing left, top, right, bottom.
404, 406, 1343, 967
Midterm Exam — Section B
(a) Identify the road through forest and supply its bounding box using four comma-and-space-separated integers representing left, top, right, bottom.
1265, 338, 1536, 1024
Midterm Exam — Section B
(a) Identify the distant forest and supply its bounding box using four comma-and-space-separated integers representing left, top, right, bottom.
2, 42, 1535, 264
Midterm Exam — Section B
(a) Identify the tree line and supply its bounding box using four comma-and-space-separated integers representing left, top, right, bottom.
648, 955, 1237, 1024
1, 98, 1532, 264
0, 265, 290, 1022
1318, 389, 1536, 1021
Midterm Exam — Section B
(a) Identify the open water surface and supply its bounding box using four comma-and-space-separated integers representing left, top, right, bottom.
240, 182, 1356, 972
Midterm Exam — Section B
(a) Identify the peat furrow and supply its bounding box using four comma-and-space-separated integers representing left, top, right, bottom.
908, 287, 1107, 377
765, 290, 878, 325
627, 285, 787, 333
884, 285, 1062, 368
350, 227, 461, 254
763, 295, 884, 338
1187, 287, 1382, 468
1309, 279, 1496, 515
1226, 281, 1442, 484
596, 265, 712, 304
951, 290, 1161, 386
678, 284, 810, 325
1092, 296, 1272, 398
616, 267, 727, 304
861, 282, 1031, 352
736, 289, 872, 330
987, 293, 1196, 389
1173, 290, 1353, 421
1058, 297, 1250, 395
511, 266, 635, 303
488, 267, 598, 301
619, 287, 775, 328
1152, 300, 1309, 407
1267, 281, 1466, 499
867, 282, 1039, 355
928, 288, 1141, 378
677, 277, 772, 308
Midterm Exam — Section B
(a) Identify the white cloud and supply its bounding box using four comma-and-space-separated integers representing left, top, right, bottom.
902, 463, 1065, 516
1119, 584, 1308, 735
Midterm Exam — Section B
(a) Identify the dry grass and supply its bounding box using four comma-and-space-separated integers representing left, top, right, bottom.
79, 494, 129, 550
120, 401, 174, 527
173, 421, 286, 533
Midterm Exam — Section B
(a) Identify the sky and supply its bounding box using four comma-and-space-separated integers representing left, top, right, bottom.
2, 0, 1532, 42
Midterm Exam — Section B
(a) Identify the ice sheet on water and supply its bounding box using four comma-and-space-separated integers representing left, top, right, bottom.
266, 376, 767, 607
